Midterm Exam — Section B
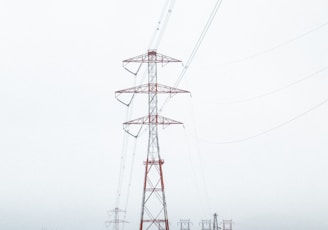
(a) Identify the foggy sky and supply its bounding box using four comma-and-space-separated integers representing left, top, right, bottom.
1, 0, 328, 229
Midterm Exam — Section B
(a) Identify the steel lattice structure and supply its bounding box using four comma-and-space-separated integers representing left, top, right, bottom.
105, 208, 128, 230
222, 220, 232, 230
200, 220, 212, 230
213, 213, 220, 230
116, 50, 189, 230
178, 219, 193, 230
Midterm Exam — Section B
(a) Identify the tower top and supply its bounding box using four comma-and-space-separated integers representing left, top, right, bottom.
123, 50, 181, 64
148, 49, 157, 55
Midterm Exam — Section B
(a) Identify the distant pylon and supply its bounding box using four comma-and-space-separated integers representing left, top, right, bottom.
212, 213, 221, 230
178, 219, 193, 230
222, 220, 232, 230
200, 220, 212, 230
105, 207, 128, 230
116, 50, 189, 230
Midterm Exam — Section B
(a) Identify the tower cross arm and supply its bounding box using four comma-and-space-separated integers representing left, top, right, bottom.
106, 219, 129, 224
123, 50, 182, 64
124, 115, 182, 126
115, 83, 190, 95
122, 115, 183, 137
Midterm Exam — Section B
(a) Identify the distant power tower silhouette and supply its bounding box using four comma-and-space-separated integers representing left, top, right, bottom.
222, 220, 232, 230
116, 50, 189, 230
212, 213, 221, 230
178, 219, 193, 230
105, 208, 128, 230
200, 220, 211, 230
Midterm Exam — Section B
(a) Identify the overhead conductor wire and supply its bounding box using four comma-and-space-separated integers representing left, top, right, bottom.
182, 20, 328, 143
138, 0, 177, 85
122, 138, 138, 230
157, 1, 328, 214
196, 96, 328, 144
159, 0, 223, 113
219, 20, 328, 66
154, 13, 328, 145
155, 0, 224, 217
114, 76, 138, 210
215, 65, 328, 104
148, 0, 176, 50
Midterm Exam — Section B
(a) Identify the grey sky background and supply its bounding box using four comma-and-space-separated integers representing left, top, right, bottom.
1, 0, 328, 230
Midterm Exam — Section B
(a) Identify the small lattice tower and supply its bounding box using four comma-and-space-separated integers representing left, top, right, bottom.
222, 220, 232, 230
178, 219, 193, 230
116, 50, 189, 230
200, 220, 212, 230
213, 213, 220, 230
105, 208, 128, 230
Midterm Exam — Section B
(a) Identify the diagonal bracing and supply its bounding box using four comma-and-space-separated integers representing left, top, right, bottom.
116, 50, 189, 230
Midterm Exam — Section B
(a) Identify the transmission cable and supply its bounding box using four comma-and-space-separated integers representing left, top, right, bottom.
183, 130, 207, 215
219, 20, 328, 66
114, 77, 137, 210
148, 0, 171, 49
175, 0, 224, 87
148, 0, 176, 50
193, 97, 328, 144
158, 18, 328, 112
141, 0, 177, 85
212, 65, 328, 104
158, 0, 224, 216
186, 96, 212, 217
122, 137, 138, 229
159, 0, 224, 113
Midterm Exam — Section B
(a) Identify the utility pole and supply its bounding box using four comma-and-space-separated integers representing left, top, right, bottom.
116, 50, 189, 230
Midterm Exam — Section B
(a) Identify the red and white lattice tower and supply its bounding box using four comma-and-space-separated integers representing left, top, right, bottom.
116, 50, 189, 230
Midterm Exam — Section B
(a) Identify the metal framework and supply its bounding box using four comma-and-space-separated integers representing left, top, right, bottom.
116, 50, 189, 230
213, 213, 220, 230
178, 219, 193, 230
200, 220, 212, 230
222, 220, 232, 230
105, 208, 128, 230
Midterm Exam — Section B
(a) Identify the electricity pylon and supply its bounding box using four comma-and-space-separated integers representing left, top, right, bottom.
178, 219, 193, 230
200, 220, 212, 230
116, 50, 189, 230
222, 220, 232, 230
213, 213, 221, 230
105, 208, 128, 230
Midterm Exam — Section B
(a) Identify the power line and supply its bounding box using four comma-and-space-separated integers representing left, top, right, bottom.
115, 107, 132, 209
219, 20, 328, 66
193, 97, 328, 144
160, 0, 224, 114
122, 137, 138, 229
212, 65, 328, 104
149, 0, 177, 50
148, 0, 171, 49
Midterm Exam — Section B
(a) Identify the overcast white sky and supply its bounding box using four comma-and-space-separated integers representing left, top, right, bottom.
1, 0, 328, 230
